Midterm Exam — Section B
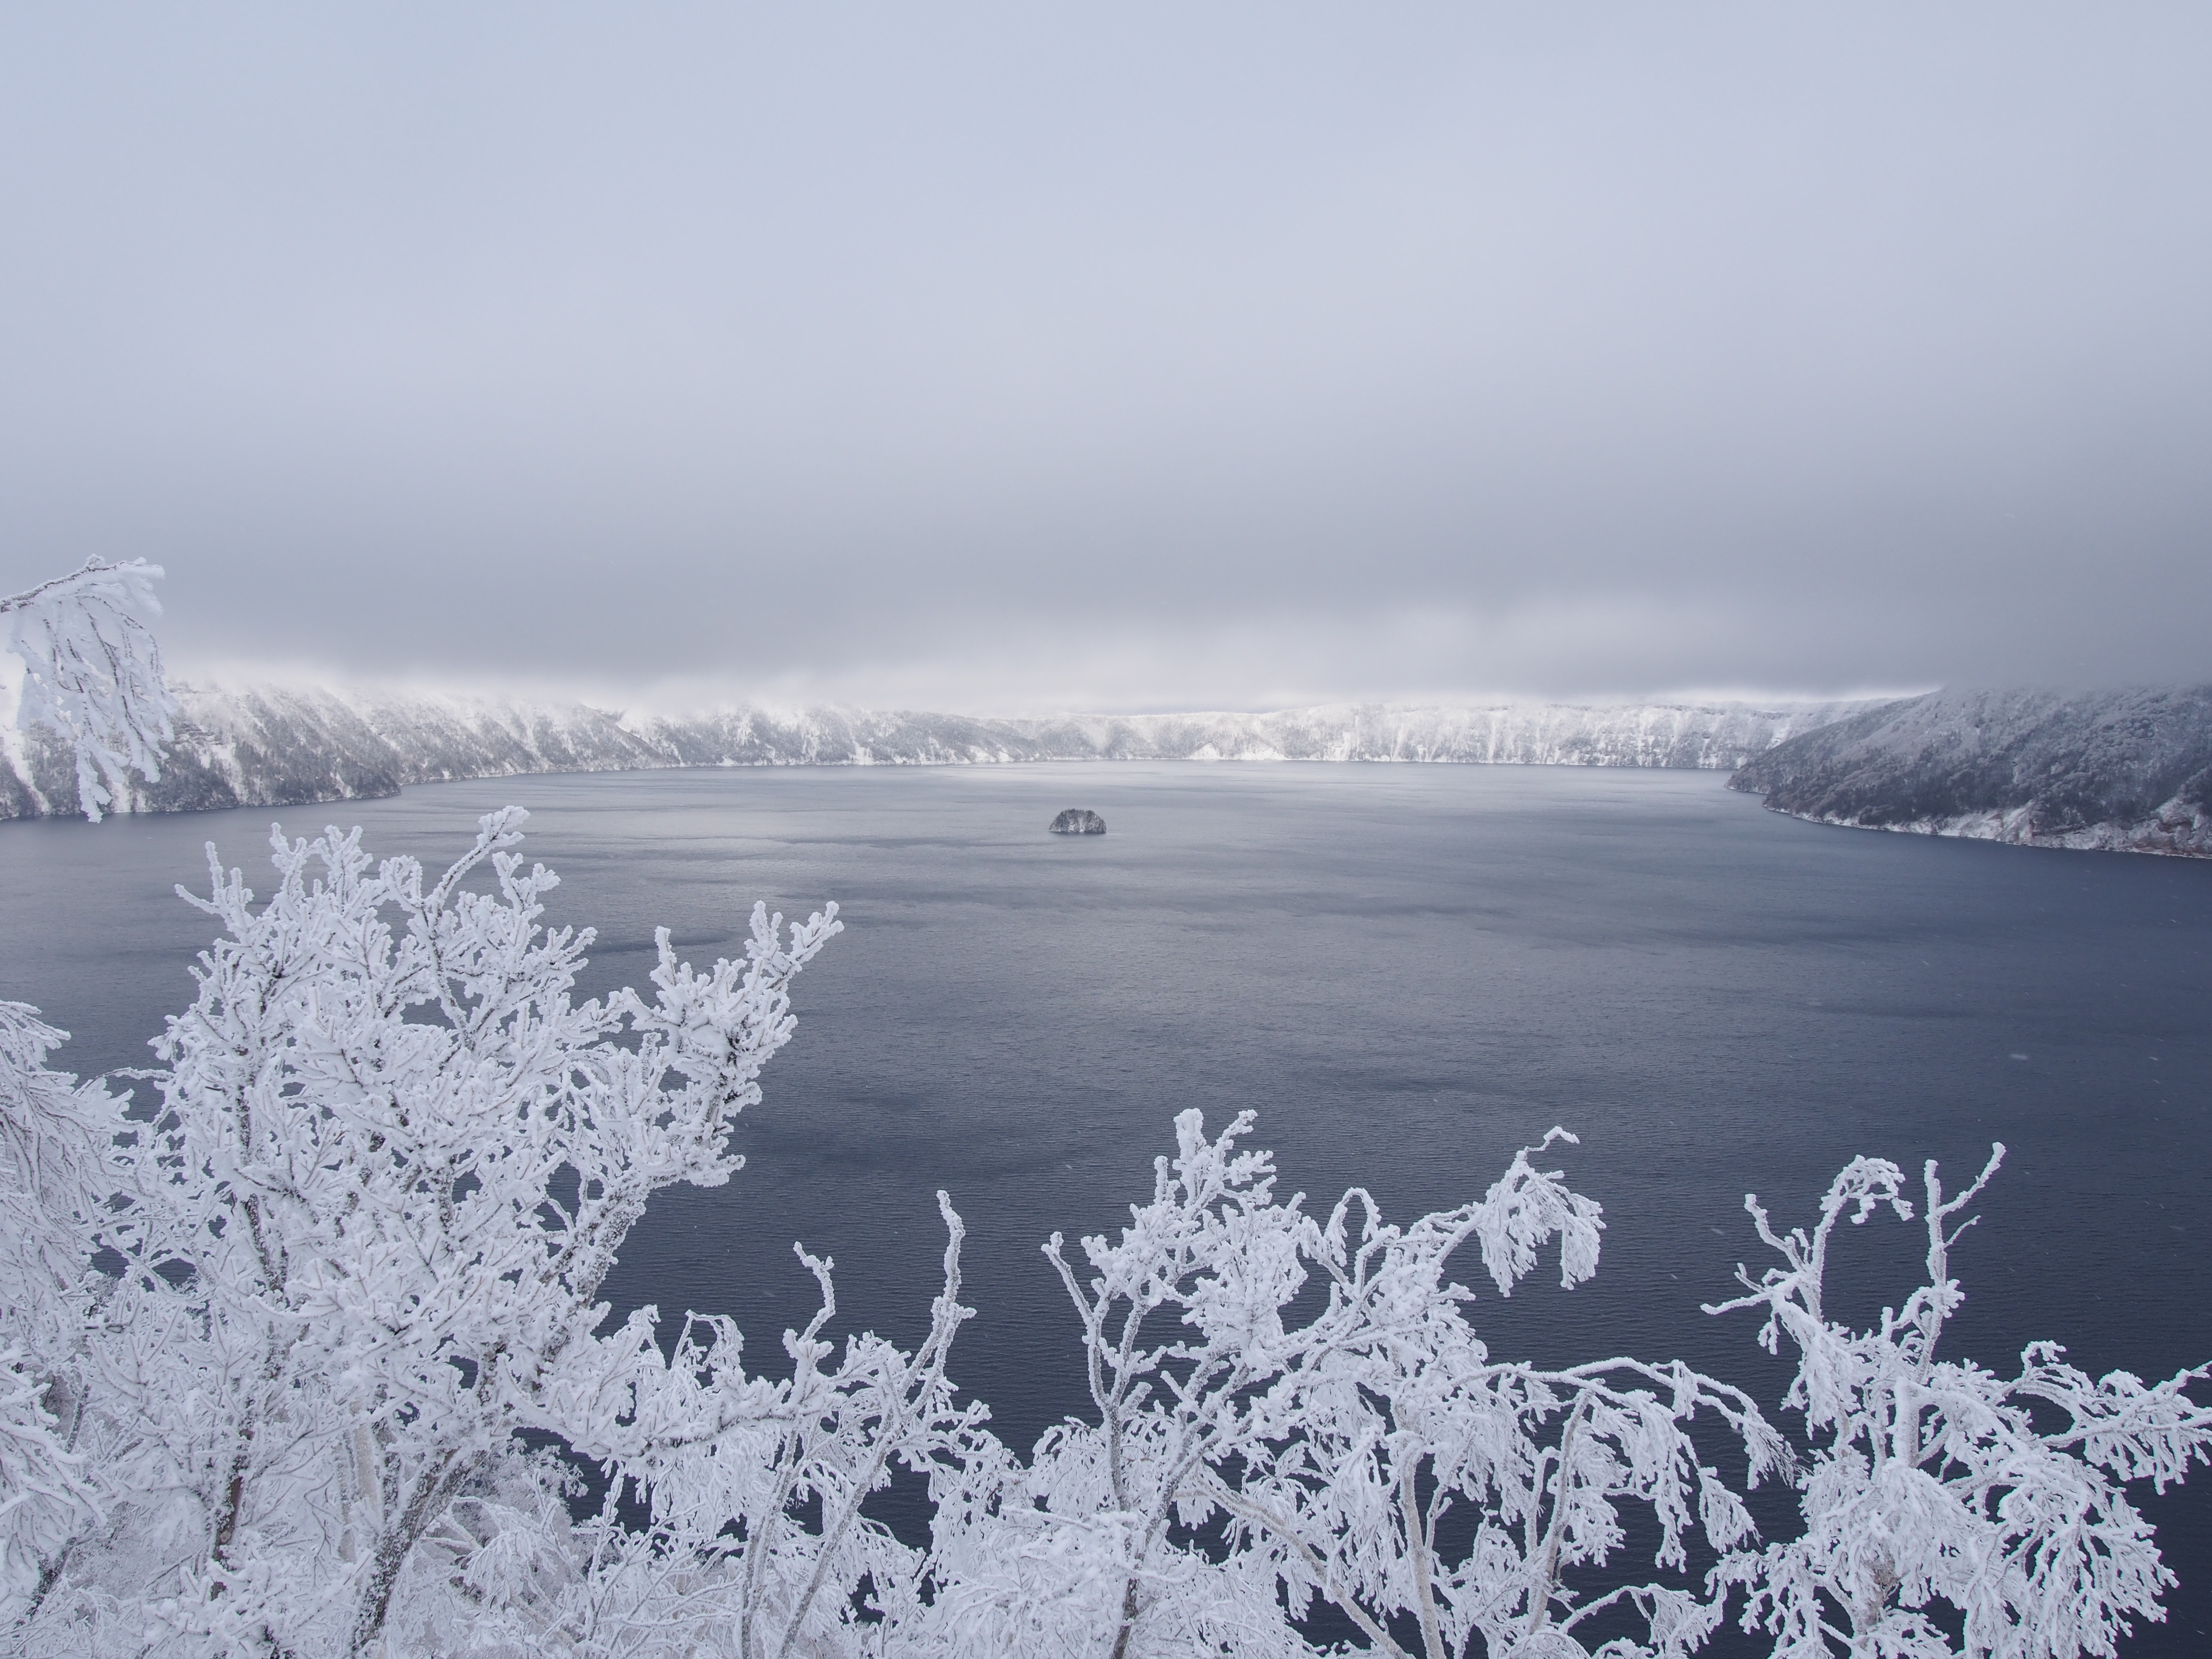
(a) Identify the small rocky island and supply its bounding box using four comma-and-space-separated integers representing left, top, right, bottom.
1049, 808, 1106, 835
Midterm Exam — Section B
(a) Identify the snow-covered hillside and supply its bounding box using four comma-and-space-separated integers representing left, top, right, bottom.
0, 676, 1884, 820
1729, 685, 2212, 856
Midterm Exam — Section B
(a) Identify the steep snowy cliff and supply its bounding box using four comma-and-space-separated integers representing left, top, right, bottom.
1728, 685, 2212, 856
0, 674, 1884, 821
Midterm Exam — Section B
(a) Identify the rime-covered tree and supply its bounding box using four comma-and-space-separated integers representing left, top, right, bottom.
1, 558, 177, 821
1708, 1149, 2212, 1658
920, 1112, 1791, 1659
0, 557, 176, 1618
0, 1003, 119, 1621
47, 812, 863, 1656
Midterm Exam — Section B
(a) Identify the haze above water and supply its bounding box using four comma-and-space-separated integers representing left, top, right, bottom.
2, 765, 2207, 1648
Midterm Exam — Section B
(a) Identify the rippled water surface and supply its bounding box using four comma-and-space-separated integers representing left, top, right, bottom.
4, 763, 2209, 1649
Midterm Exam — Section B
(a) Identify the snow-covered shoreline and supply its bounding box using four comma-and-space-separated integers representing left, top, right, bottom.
1731, 685, 2212, 858
1758, 802, 2212, 857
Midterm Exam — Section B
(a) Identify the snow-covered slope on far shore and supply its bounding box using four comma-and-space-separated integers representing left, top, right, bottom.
0, 680, 1886, 821
1728, 685, 2212, 857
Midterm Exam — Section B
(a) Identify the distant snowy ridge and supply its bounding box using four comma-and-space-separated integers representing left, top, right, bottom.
1729, 685, 2212, 857
0, 678, 1886, 820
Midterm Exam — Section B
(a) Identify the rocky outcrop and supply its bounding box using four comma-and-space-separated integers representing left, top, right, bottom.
1729, 686, 2212, 857
1049, 809, 1106, 835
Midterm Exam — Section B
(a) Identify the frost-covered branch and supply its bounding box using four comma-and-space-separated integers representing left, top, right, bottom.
1707, 1150, 2212, 1658
0, 1002, 134, 1623
2, 811, 872, 1657
924, 1112, 1788, 1659
1, 558, 178, 820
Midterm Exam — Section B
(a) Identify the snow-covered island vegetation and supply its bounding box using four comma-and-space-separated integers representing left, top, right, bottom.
4, 567, 2210, 1659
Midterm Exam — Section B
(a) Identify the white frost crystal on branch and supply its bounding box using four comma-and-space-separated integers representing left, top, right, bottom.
3, 811, 863, 1655
921, 1114, 1789, 1659
1707, 1150, 2212, 1658
0, 558, 178, 821
0, 1003, 120, 1621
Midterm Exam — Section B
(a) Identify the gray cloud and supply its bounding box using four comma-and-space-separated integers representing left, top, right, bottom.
2, 4, 2207, 709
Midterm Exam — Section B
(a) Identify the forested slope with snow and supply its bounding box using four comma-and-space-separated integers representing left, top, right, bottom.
0, 678, 1884, 819
1729, 685, 2212, 856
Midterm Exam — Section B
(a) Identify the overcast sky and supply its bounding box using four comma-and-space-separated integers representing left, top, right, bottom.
2, 5, 2208, 711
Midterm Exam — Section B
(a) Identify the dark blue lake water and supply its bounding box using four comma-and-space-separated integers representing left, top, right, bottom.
3, 763, 2208, 1650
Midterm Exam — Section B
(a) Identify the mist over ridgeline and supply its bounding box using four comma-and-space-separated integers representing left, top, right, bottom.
9, 676, 2210, 859
0, 680, 1881, 820
1732, 685, 2212, 857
